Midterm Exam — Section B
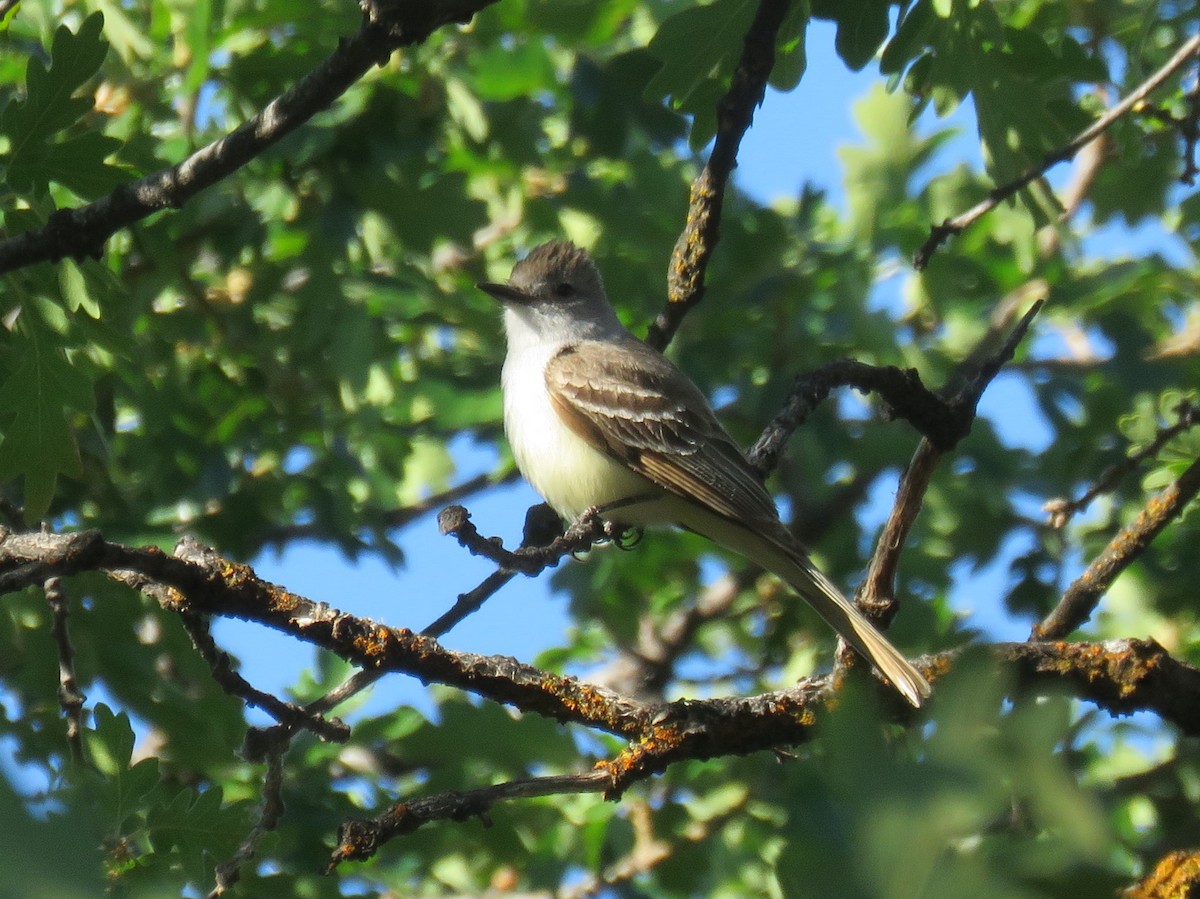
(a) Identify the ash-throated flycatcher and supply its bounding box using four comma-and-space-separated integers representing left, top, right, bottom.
480, 241, 929, 707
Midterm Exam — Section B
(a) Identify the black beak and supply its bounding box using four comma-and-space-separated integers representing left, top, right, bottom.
478, 282, 528, 304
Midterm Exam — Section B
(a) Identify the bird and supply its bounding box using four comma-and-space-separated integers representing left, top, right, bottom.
478, 240, 930, 707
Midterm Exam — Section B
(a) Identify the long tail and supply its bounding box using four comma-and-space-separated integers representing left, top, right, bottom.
698, 516, 931, 707
773, 547, 931, 708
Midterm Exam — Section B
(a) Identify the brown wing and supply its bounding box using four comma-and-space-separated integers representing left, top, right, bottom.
544, 338, 780, 528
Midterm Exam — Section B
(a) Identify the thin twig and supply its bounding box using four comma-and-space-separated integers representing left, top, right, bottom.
330, 770, 615, 867
177, 612, 350, 742
1033, 455, 1200, 640
1045, 399, 1200, 527
208, 745, 285, 897
646, 0, 793, 350
830, 302, 1042, 681
436, 502, 630, 577
0, 0, 498, 275
750, 301, 1044, 473
748, 360, 957, 474
857, 438, 942, 611
423, 502, 563, 637
44, 576, 87, 764
914, 33, 1200, 269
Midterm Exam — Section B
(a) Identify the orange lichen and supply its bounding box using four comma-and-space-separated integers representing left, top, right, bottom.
1125, 848, 1200, 898
352, 625, 392, 659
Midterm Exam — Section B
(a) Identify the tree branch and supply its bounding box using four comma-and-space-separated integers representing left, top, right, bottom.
44, 576, 86, 764
749, 301, 1044, 472
1033, 455, 1200, 640
646, 0, 793, 350
10, 525, 1200, 871
1126, 849, 1200, 899
0, 0, 498, 275
914, 33, 1200, 270
177, 612, 350, 742
329, 635, 1200, 865
330, 770, 615, 867
1044, 398, 1199, 528
423, 501, 563, 637
209, 746, 285, 897
1004, 638, 1200, 736
436, 501, 636, 577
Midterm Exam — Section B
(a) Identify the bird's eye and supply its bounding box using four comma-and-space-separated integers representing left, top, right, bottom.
552, 282, 576, 298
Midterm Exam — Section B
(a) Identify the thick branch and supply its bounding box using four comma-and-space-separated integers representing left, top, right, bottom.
0, 0, 497, 274
646, 0, 792, 350
0, 529, 655, 738
331, 636, 1200, 865
914, 33, 1200, 269
1003, 638, 1200, 736
1127, 849, 1200, 899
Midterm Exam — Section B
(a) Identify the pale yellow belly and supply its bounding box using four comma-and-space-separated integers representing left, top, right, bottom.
503, 352, 658, 521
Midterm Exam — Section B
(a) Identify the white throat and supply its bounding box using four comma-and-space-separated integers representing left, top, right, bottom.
499, 304, 650, 520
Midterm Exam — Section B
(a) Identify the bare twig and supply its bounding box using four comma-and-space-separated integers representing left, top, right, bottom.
857, 438, 942, 610
647, 0, 793, 350
0, 0, 498, 275
242, 667, 386, 763
952, 299, 1044, 410
424, 502, 563, 638
914, 33, 1200, 269
44, 576, 86, 764
829, 300, 1042, 683
1045, 398, 1200, 527
330, 770, 614, 868
177, 612, 349, 742
1033, 455, 1200, 640
750, 301, 1044, 474
208, 746, 285, 897
749, 360, 956, 474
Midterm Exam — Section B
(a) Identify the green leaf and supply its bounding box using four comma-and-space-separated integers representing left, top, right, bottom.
9, 131, 130, 199
0, 312, 93, 520
769, 3, 809, 91
88, 703, 136, 775
58, 260, 102, 319
645, 0, 757, 109
813, 0, 891, 71
147, 787, 247, 886
0, 12, 109, 195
